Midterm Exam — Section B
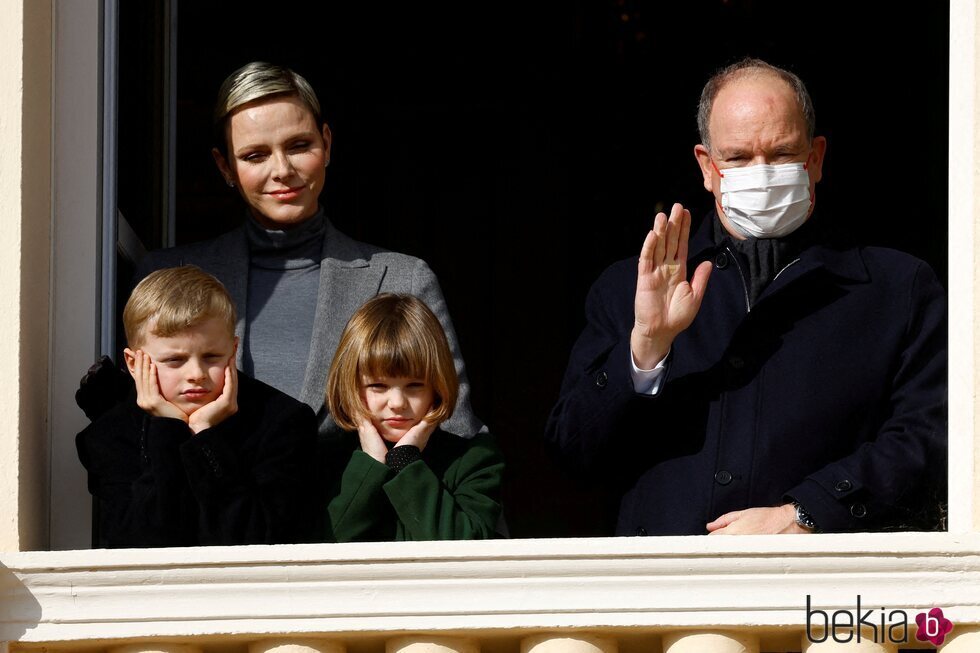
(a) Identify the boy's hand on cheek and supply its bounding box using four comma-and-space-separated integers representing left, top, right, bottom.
356, 418, 388, 464
127, 349, 187, 422
396, 417, 435, 452
188, 363, 239, 434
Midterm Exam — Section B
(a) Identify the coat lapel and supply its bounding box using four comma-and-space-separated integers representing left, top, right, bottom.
298, 219, 387, 410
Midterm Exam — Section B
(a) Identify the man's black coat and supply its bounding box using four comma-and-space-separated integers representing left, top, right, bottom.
546, 212, 947, 535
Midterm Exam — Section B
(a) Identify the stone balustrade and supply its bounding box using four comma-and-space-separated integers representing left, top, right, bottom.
27, 628, 977, 652
3, 534, 980, 653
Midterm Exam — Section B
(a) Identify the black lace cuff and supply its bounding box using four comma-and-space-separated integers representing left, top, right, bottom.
385, 445, 421, 472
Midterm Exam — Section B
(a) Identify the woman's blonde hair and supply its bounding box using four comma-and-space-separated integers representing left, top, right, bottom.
213, 61, 322, 155
327, 294, 458, 430
123, 265, 236, 347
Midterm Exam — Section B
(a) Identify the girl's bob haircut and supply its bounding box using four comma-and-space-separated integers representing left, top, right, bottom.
326, 293, 458, 430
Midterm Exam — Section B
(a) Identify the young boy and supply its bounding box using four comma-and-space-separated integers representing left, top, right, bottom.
76, 265, 317, 548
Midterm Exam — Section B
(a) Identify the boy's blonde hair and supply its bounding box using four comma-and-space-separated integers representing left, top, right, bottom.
123, 265, 236, 347
327, 294, 458, 430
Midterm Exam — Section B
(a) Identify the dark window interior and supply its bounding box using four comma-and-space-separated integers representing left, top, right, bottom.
116, 0, 949, 538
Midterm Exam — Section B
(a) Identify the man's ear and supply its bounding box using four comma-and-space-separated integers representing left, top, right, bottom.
232, 336, 239, 356
694, 144, 714, 193
807, 136, 827, 184
212, 147, 236, 187
123, 347, 138, 377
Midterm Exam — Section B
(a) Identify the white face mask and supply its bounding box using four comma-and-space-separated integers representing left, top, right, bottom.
716, 161, 812, 239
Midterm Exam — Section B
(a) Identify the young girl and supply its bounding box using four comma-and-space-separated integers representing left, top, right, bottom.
324, 293, 504, 541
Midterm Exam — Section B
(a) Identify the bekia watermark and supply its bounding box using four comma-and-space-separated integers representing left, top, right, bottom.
915, 607, 954, 646
805, 595, 954, 646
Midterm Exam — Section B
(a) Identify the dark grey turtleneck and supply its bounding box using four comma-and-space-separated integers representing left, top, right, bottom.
242, 210, 326, 399
715, 216, 820, 307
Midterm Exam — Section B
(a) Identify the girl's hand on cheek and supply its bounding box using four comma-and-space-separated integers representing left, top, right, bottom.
357, 417, 388, 464
396, 417, 436, 452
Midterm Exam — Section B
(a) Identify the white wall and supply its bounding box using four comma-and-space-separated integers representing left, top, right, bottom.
949, 0, 980, 533
0, 0, 52, 553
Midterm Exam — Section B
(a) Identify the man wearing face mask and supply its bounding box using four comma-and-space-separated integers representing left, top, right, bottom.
545, 58, 947, 536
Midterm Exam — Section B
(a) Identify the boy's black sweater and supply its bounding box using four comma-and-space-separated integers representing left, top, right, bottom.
76, 371, 317, 548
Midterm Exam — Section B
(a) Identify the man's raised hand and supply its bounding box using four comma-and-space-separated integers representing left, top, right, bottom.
630, 203, 712, 369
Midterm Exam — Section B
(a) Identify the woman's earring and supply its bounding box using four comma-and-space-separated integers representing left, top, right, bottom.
227, 180, 235, 188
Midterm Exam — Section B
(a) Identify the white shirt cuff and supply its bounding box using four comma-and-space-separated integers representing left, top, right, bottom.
630, 349, 669, 395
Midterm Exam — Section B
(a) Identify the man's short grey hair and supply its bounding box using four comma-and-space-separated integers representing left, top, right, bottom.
213, 61, 322, 154
697, 57, 815, 152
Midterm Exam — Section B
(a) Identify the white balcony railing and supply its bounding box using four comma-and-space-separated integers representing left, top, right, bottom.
4, 533, 980, 651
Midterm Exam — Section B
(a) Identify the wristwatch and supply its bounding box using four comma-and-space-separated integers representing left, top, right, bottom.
793, 501, 818, 532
